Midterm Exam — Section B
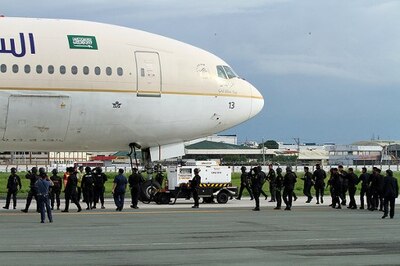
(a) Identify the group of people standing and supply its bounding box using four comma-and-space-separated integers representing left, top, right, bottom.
237, 163, 399, 218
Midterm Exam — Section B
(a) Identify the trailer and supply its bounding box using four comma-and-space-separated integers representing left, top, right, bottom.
140, 164, 238, 204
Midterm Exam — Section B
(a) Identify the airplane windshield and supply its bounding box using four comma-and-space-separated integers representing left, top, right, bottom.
217, 65, 238, 79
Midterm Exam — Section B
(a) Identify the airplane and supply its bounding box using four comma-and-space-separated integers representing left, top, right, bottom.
0, 17, 264, 161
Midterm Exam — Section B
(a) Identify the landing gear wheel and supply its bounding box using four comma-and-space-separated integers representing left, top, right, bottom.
140, 180, 161, 203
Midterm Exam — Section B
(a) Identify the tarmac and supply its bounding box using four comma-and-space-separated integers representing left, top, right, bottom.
0, 196, 399, 265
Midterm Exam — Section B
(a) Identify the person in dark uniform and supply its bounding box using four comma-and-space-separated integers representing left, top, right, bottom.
49, 169, 62, 210
35, 168, 53, 223
62, 167, 82, 212
312, 164, 326, 204
301, 166, 313, 203
190, 168, 201, 208
382, 169, 399, 219
81, 167, 95, 210
256, 166, 269, 200
236, 166, 254, 200
327, 168, 335, 206
346, 168, 358, 209
282, 166, 297, 211
250, 167, 262, 211
338, 165, 348, 205
367, 167, 378, 211
331, 168, 342, 209
93, 167, 108, 209
112, 169, 128, 211
266, 164, 277, 202
376, 168, 385, 211
358, 167, 370, 210
129, 168, 143, 209
3, 167, 22, 209
21, 167, 39, 213
274, 167, 284, 210
369, 167, 381, 211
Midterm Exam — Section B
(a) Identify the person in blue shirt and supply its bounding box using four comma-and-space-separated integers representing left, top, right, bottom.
35, 168, 54, 223
112, 169, 128, 211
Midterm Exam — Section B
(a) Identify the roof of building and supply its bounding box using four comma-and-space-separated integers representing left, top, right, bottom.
185, 140, 255, 150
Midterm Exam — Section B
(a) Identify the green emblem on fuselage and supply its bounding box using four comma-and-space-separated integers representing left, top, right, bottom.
67, 35, 98, 50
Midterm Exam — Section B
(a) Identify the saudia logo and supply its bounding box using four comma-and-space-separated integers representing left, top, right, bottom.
67, 35, 98, 50
0, 33, 36, 57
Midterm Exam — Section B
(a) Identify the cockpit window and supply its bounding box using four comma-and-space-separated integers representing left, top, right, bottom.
217, 65, 238, 79
223, 66, 237, 79
217, 65, 227, 79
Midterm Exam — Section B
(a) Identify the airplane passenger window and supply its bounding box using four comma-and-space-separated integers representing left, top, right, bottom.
12, 64, 19, 73
71, 66, 78, 75
223, 66, 237, 79
36, 65, 43, 74
60, 65, 66, 75
24, 65, 31, 74
95, 66, 101, 75
117, 67, 123, 76
48, 65, 54, 74
83, 66, 89, 75
106, 67, 112, 76
217, 65, 227, 79
0, 64, 6, 73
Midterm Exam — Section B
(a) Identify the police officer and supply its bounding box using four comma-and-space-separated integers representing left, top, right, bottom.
358, 167, 370, 210
93, 167, 108, 209
129, 168, 143, 209
21, 167, 40, 213
346, 168, 358, 209
112, 169, 128, 211
274, 167, 284, 210
301, 166, 313, 203
266, 164, 276, 202
35, 168, 53, 223
331, 168, 342, 209
191, 168, 201, 208
256, 166, 269, 200
62, 167, 82, 212
3, 167, 22, 209
376, 168, 385, 211
338, 165, 348, 205
81, 167, 95, 210
50, 169, 62, 210
382, 169, 399, 219
282, 166, 297, 211
236, 166, 254, 200
369, 167, 382, 211
250, 167, 262, 211
367, 167, 378, 211
312, 164, 326, 204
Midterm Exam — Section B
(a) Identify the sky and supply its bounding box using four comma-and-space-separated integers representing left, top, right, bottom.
2, 0, 400, 145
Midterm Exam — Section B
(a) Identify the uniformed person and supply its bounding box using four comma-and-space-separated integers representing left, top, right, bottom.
312, 164, 326, 204
77, 166, 84, 202
49, 169, 62, 210
274, 167, 284, 210
112, 169, 128, 211
282, 166, 296, 211
376, 168, 385, 211
236, 166, 254, 200
3, 167, 22, 209
93, 167, 108, 209
338, 165, 348, 205
382, 169, 399, 219
190, 168, 201, 208
266, 164, 277, 202
81, 167, 95, 210
128, 168, 143, 209
35, 168, 53, 223
250, 167, 262, 211
367, 167, 378, 211
331, 168, 342, 209
21, 167, 40, 213
301, 166, 313, 203
346, 168, 358, 209
62, 167, 82, 212
257, 166, 269, 200
358, 167, 370, 210
369, 167, 381, 211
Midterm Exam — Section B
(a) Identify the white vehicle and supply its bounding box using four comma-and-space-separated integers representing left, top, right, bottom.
0, 17, 263, 161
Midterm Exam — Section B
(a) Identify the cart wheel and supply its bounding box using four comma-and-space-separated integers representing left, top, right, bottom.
216, 191, 229, 204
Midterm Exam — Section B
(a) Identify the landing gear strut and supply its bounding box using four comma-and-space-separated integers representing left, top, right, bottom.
128, 143, 141, 170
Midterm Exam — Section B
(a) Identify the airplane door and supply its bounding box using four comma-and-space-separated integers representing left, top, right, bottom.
135, 51, 162, 97
3, 95, 71, 142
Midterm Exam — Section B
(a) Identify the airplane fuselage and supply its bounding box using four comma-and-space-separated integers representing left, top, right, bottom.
0, 17, 263, 160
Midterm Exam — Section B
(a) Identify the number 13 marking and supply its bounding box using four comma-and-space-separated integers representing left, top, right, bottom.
229, 102, 235, 109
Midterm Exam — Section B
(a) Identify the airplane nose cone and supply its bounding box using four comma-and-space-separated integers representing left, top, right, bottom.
250, 85, 264, 118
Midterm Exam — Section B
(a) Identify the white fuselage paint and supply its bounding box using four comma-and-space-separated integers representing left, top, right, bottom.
0, 17, 264, 155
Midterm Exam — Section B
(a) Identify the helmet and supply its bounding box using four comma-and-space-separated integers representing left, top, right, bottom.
240, 166, 246, 171
276, 167, 282, 173
31, 167, 38, 173
85, 166, 91, 173
39, 167, 46, 174
10, 167, 17, 173
194, 168, 200, 173
52, 169, 58, 175
286, 166, 292, 171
